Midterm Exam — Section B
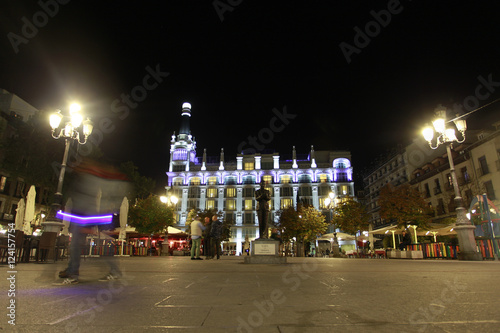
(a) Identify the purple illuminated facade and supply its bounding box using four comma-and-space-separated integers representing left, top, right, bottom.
166, 103, 355, 255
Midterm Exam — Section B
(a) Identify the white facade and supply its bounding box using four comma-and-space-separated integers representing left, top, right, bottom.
166, 104, 354, 255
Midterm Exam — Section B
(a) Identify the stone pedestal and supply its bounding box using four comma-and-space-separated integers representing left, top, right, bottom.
244, 239, 287, 264
161, 240, 170, 256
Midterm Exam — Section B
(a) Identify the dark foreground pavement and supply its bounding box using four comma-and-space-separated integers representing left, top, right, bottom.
1, 256, 500, 333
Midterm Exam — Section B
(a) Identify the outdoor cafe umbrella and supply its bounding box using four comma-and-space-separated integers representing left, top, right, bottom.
116, 197, 129, 256
15, 198, 25, 230
119, 197, 129, 241
166, 226, 185, 234
318, 232, 356, 241
369, 225, 403, 249
23, 185, 36, 235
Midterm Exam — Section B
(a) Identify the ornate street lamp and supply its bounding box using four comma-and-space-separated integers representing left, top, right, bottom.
325, 192, 340, 257
44, 103, 93, 232
422, 106, 481, 260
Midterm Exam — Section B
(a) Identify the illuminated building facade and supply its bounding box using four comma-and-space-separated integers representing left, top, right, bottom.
166, 103, 355, 254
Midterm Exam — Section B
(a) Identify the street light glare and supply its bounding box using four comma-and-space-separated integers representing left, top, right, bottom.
422, 126, 434, 142
49, 111, 63, 129
445, 128, 457, 142
432, 118, 445, 134
83, 118, 93, 137
69, 103, 81, 114
71, 112, 83, 128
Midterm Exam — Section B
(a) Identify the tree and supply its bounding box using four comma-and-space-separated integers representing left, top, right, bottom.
332, 198, 370, 253
128, 195, 175, 235
120, 161, 156, 200
379, 184, 432, 229
275, 206, 301, 256
275, 204, 328, 256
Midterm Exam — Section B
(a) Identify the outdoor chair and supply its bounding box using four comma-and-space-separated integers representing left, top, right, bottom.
14, 230, 27, 263
35, 231, 58, 263
0, 230, 26, 264
54, 235, 70, 261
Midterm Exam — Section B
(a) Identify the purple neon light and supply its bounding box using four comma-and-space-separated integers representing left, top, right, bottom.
56, 211, 113, 225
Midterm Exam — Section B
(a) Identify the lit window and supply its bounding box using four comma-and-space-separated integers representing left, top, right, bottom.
189, 177, 201, 185
280, 198, 293, 209
173, 178, 183, 186
318, 174, 328, 183
339, 185, 348, 195
207, 177, 218, 185
262, 175, 273, 184
225, 199, 236, 211
244, 199, 254, 210
206, 199, 216, 210
207, 188, 217, 198
226, 187, 236, 198
244, 162, 254, 170
281, 175, 291, 184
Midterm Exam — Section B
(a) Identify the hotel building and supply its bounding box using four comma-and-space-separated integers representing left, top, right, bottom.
166, 103, 355, 254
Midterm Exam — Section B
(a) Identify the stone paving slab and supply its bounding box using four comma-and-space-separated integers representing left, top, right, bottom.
1, 256, 500, 332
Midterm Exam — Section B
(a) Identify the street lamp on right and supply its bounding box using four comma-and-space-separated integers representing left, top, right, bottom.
422, 106, 482, 260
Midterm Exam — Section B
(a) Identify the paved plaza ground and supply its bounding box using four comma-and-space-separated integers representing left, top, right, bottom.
1, 256, 500, 332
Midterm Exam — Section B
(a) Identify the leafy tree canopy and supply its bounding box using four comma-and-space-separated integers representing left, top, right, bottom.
332, 197, 370, 235
379, 183, 432, 229
120, 161, 156, 200
276, 204, 328, 243
128, 195, 175, 235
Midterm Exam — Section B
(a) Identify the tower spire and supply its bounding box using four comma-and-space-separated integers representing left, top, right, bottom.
179, 102, 191, 135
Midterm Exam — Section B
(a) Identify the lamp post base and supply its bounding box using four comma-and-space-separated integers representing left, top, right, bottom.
331, 241, 341, 257
455, 222, 482, 261
457, 251, 483, 261
41, 220, 64, 233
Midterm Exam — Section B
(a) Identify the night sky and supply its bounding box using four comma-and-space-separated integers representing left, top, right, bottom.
1, 1, 500, 190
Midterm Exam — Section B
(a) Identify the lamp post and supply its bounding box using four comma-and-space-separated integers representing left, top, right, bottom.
160, 194, 178, 256
44, 103, 93, 232
422, 106, 482, 260
325, 192, 340, 257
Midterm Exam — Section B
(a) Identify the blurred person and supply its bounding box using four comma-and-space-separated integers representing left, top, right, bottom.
55, 159, 131, 285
